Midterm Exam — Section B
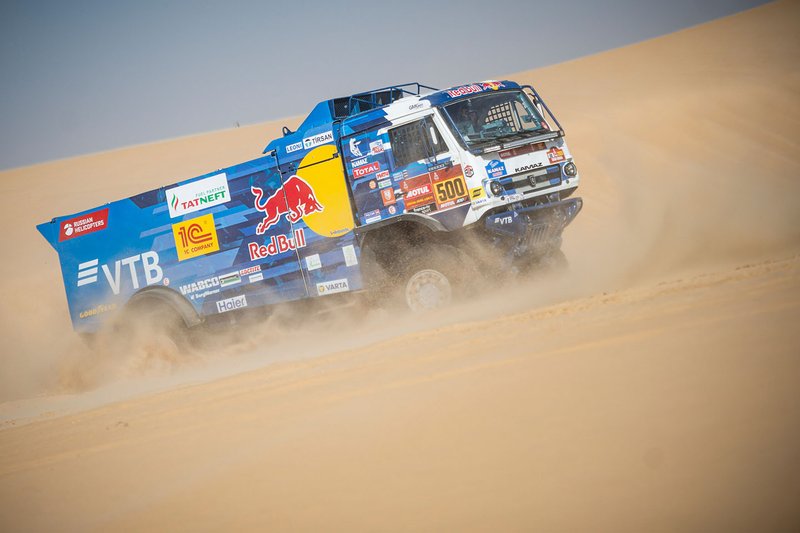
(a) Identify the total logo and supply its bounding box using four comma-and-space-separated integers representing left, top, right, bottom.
77, 251, 163, 295
352, 162, 380, 179
251, 176, 324, 234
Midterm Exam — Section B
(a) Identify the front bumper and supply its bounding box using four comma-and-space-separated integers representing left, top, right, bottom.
484, 197, 583, 257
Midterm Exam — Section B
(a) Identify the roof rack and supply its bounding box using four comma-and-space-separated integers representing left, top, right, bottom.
332, 83, 438, 119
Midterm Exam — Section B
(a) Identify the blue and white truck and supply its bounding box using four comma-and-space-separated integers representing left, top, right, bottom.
38, 80, 582, 337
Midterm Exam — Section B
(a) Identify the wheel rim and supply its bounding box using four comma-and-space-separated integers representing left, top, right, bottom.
405, 269, 452, 312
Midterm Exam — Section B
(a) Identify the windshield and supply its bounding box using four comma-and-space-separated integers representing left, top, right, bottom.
443, 90, 550, 148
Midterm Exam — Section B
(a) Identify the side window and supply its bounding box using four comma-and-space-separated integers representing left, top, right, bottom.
388, 118, 448, 168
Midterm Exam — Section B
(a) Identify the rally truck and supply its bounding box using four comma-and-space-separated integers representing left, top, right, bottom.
37, 80, 582, 337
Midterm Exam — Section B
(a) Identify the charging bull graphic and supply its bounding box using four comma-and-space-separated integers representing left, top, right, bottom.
251, 175, 324, 235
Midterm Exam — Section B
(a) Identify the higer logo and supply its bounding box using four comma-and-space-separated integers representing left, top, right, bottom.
76, 252, 163, 295
251, 176, 324, 235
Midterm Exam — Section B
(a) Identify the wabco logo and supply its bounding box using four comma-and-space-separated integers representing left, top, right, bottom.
166, 173, 230, 218
251, 175, 324, 234
77, 252, 163, 295
172, 213, 220, 261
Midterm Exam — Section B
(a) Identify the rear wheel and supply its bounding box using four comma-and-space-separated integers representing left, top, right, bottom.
405, 267, 453, 312
401, 245, 473, 312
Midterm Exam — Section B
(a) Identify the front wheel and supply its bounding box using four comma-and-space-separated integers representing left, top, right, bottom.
405, 268, 453, 312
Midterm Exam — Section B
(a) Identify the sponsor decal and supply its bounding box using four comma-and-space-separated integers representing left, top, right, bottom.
166, 173, 230, 218
217, 294, 247, 314
248, 228, 307, 260
494, 215, 514, 225
377, 179, 391, 189
547, 147, 565, 163
239, 265, 262, 276
353, 161, 380, 179
306, 254, 322, 271
388, 205, 397, 215
343, 245, 358, 267
303, 130, 334, 150
431, 166, 469, 210
180, 276, 220, 296
408, 102, 424, 111
59, 208, 109, 242
482, 81, 505, 91
369, 180, 377, 190
381, 188, 396, 206
251, 175, 324, 234
464, 165, 474, 178
375, 170, 390, 180
286, 141, 303, 154
486, 160, 507, 178
79, 303, 117, 319
392, 171, 406, 181
506, 193, 524, 203
76, 252, 163, 295
401, 174, 435, 211
349, 137, 364, 157
370, 140, 384, 154
317, 278, 350, 295
218, 272, 241, 287
514, 162, 543, 174
364, 209, 382, 224
428, 162, 449, 172
352, 157, 369, 168
172, 213, 220, 261
445, 82, 504, 98
470, 186, 486, 200
249, 273, 264, 283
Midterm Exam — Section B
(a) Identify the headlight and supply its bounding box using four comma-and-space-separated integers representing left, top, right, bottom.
489, 180, 504, 196
563, 161, 577, 177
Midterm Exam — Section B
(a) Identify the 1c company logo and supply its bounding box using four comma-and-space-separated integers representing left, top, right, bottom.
172, 213, 220, 261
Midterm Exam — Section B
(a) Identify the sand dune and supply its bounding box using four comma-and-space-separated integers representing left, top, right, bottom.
1, 1, 799, 530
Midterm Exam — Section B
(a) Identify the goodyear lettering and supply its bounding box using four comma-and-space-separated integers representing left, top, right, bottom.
78, 303, 117, 319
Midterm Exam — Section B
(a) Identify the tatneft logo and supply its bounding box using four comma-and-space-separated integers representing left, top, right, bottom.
303, 130, 334, 150
216, 294, 247, 314
59, 208, 109, 242
316, 278, 350, 295
172, 213, 220, 261
76, 252, 163, 295
166, 173, 230, 218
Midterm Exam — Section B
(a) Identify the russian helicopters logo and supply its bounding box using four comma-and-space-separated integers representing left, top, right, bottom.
59, 208, 109, 242
171, 213, 220, 261
166, 173, 230, 218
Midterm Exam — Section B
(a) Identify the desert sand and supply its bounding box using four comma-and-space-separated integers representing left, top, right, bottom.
1, 1, 799, 531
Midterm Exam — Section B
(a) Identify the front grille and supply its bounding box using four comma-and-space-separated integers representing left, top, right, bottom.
503, 164, 562, 193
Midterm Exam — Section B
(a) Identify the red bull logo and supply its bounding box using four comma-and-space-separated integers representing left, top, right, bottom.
251, 175, 324, 235
482, 81, 505, 91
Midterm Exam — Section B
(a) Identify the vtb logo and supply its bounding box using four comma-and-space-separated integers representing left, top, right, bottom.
171, 213, 220, 261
